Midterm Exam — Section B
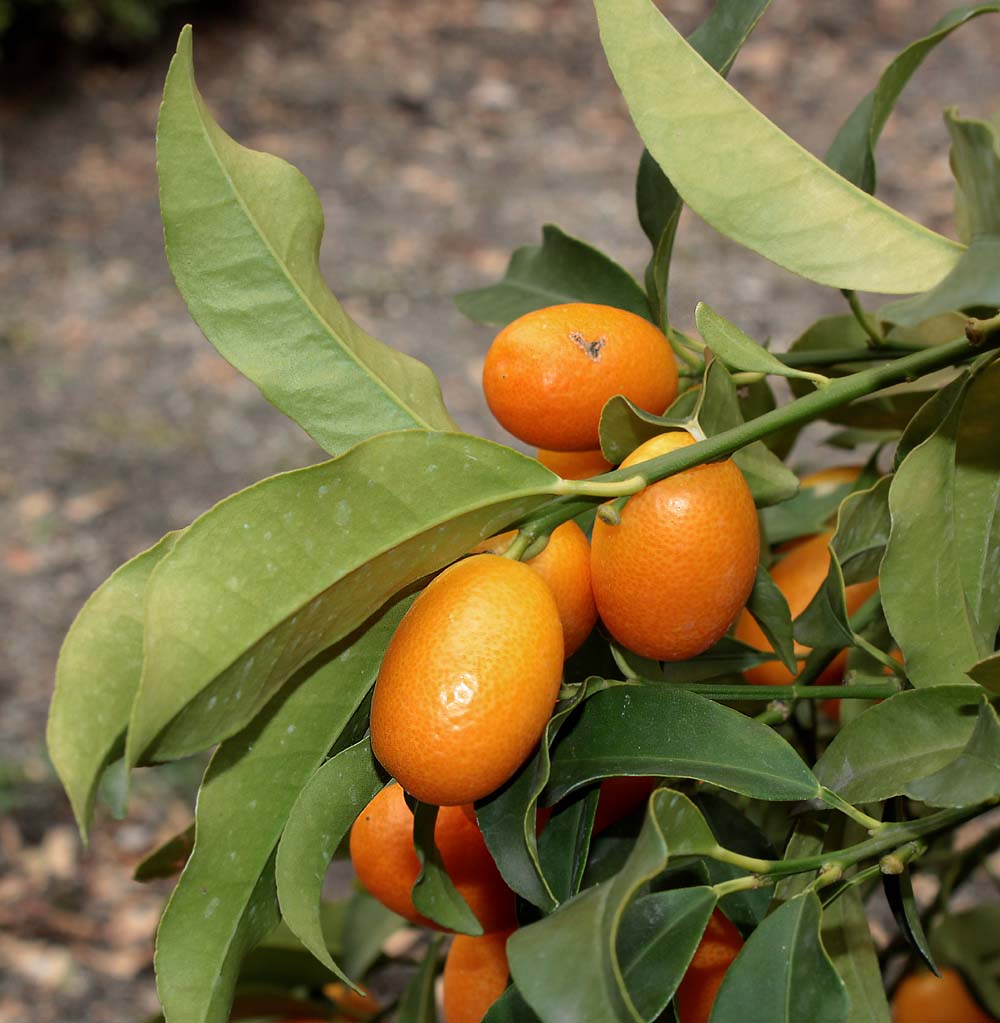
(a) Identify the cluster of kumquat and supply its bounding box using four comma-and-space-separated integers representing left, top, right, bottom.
355, 302, 875, 1020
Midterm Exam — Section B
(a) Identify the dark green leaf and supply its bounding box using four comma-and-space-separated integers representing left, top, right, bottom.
508, 789, 717, 1023
760, 481, 856, 547
774, 816, 829, 905
696, 303, 827, 383
338, 889, 407, 980
970, 652, 1000, 692
537, 786, 599, 905
412, 802, 483, 935
275, 740, 386, 983
159, 29, 455, 453
882, 388, 982, 687
883, 860, 938, 975
127, 432, 557, 765
657, 637, 778, 684
594, 0, 963, 293
598, 395, 691, 466
883, 111, 1000, 324
153, 600, 401, 1023
547, 684, 820, 803
906, 697, 1000, 807
793, 553, 855, 651
743, 565, 798, 675
931, 907, 1000, 1017
133, 823, 195, 883
711, 892, 850, 1023
892, 370, 969, 468
619, 888, 717, 1020
821, 885, 890, 1023
814, 686, 982, 803
455, 224, 651, 326
831, 476, 891, 585
238, 905, 346, 991
395, 936, 443, 1023
825, 4, 1000, 194
484, 985, 543, 1023
47, 531, 180, 837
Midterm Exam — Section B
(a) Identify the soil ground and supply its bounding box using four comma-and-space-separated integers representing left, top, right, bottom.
1, 1, 998, 1019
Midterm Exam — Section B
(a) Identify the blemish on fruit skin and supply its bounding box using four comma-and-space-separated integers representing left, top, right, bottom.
569, 330, 607, 360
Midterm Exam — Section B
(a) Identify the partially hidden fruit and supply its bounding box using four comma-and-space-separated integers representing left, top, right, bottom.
349, 783, 515, 933
674, 909, 744, 1023
483, 302, 678, 451
323, 982, 381, 1021
798, 464, 863, 492
892, 968, 993, 1023
593, 776, 658, 833
733, 530, 878, 686
443, 930, 513, 1023
590, 431, 760, 661
370, 554, 564, 805
473, 521, 598, 656
536, 447, 615, 479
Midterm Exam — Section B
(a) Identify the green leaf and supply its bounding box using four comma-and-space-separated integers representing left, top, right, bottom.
536, 787, 600, 905
953, 359, 1000, 653
47, 531, 180, 837
411, 802, 483, 935
710, 892, 850, 1023
158, 28, 455, 454
696, 303, 827, 383
693, 361, 800, 508
793, 551, 855, 652
821, 885, 891, 1023
154, 601, 403, 1023
830, 476, 891, 585
825, 4, 1000, 194
508, 789, 717, 1023
970, 651, 1000, 692
237, 905, 347, 991
906, 696, 1000, 807
743, 564, 798, 675
883, 853, 938, 975
455, 224, 652, 326
133, 823, 195, 883
477, 679, 603, 911
484, 985, 543, 1023
760, 481, 858, 547
395, 936, 443, 1023
883, 111, 1000, 325
127, 431, 557, 765
619, 888, 718, 1020
814, 686, 982, 803
656, 637, 778, 684
594, 0, 963, 293
931, 907, 1000, 1017
274, 740, 386, 985
338, 889, 406, 981
598, 395, 691, 466
882, 387, 982, 687
547, 684, 821, 803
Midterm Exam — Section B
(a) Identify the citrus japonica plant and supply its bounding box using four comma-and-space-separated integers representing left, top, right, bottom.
47, 2, 1000, 1022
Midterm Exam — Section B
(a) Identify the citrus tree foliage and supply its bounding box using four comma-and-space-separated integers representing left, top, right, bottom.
48, 3, 1000, 1022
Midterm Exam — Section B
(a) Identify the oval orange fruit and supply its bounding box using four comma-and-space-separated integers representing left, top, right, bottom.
892, 968, 992, 1023
590, 431, 760, 661
732, 530, 878, 686
482, 303, 678, 451
473, 521, 598, 656
443, 930, 513, 1023
349, 783, 515, 933
536, 447, 615, 480
674, 909, 744, 1023
370, 555, 564, 805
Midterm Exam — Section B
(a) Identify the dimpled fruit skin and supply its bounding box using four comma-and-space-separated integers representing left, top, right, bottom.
370, 555, 564, 806
536, 447, 615, 479
675, 909, 744, 1023
349, 783, 515, 933
733, 530, 878, 686
892, 968, 993, 1023
474, 521, 598, 656
443, 930, 513, 1023
590, 432, 760, 661
482, 303, 678, 451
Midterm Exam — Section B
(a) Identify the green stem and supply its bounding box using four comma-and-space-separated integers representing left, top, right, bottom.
842, 288, 885, 346
500, 531, 534, 561
645, 680, 901, 702
778, 344, 921, 367
552, 473, 645, 498
965, 310, 1000, 346
820, 788, 884, 832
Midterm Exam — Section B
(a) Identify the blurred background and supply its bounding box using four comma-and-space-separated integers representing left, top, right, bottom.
1, 1, 998, 1019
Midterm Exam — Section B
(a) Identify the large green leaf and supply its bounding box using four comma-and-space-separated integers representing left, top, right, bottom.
411, 802, 482, 934
830, 476, 891, 585
711, 892, 850, 1023
154, 599, 401, 1023
594, 0, 963, 293
274, 739, 386, 983
813, 686, 982, 803
883, 110, 1000, 324
508, 790, 717, 1023
158, 28, 455, 454
47, 532, 180, 837
455, 224, 652, 326
547, 684, 820, 803
825, 5, 1000, 194
743, 564, 797, 675
127, 431, 558, 765
821, 886, 891, 1023
881, 384, 982, 687
906, 696, 1000, 807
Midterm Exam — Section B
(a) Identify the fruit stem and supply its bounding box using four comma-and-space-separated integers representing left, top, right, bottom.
500, 531, 535, 561
841, 288, 885, 347
552, 473, 645, 498
966, 309, 1000, 346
